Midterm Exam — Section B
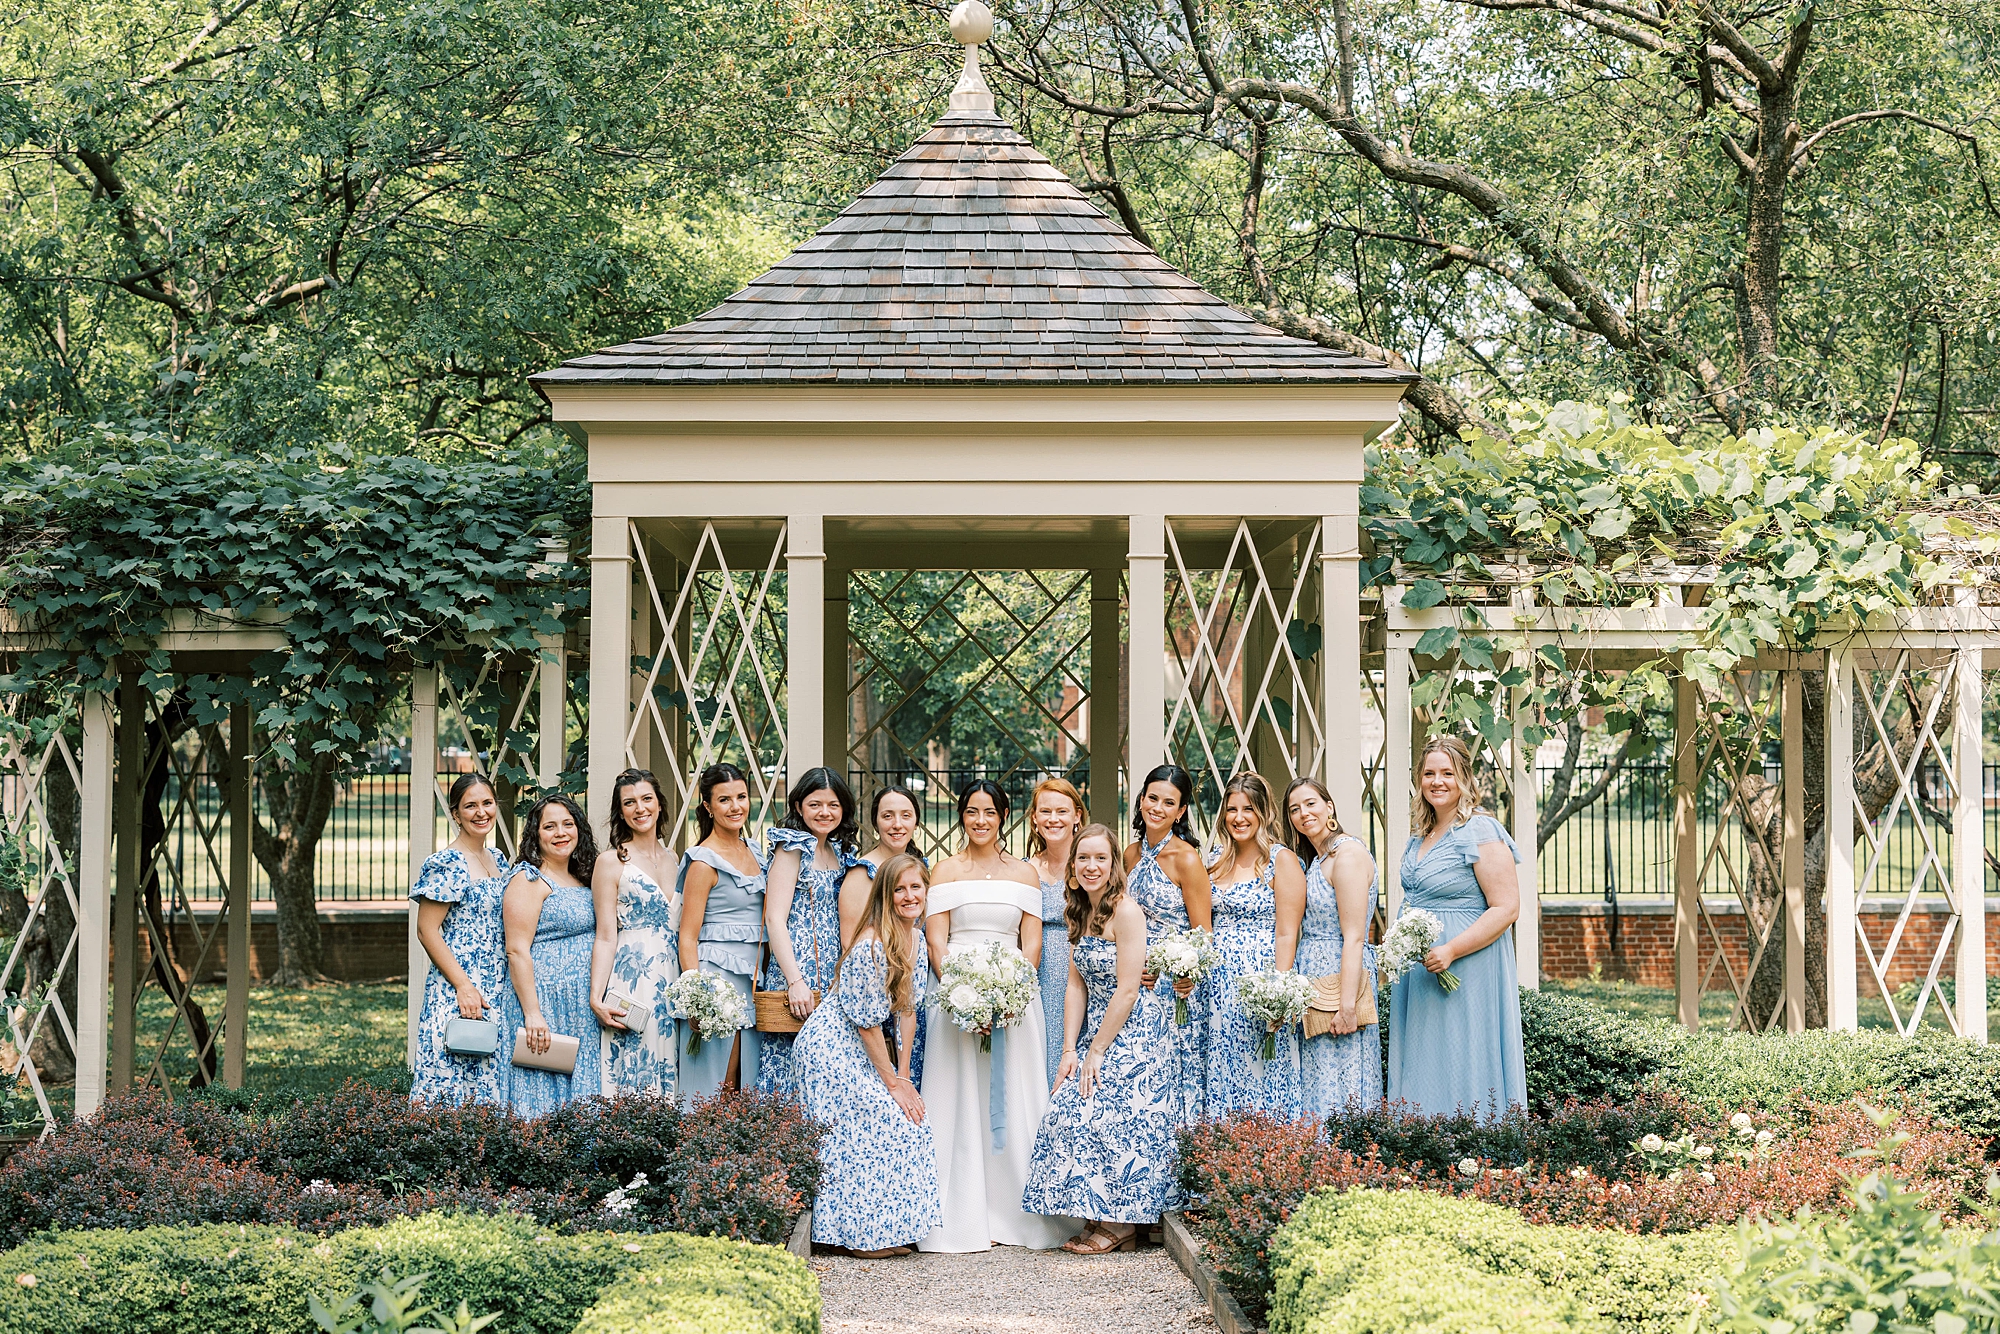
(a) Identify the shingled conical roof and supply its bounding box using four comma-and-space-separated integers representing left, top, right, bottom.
534, 107, 1411, 388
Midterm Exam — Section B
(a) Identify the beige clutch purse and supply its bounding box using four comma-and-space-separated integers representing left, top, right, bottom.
1302, 975, 1377, 1039
510, 1028, 581, 1074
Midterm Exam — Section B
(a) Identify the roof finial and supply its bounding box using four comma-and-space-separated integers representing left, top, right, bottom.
948, 2, 995, 113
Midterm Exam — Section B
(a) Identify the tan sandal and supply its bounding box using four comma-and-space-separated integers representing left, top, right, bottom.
1062, 1226, 1137, 1254
845, 1245, 913, 1258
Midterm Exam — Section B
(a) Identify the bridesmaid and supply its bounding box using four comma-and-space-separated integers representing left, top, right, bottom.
1204, 774, 1306, 1119
1022, 824, 1176, 1252
592, 768, 679, 1098
410, 773, 511, 1105
795, 853, 942, 1257
848, 783, 929, 1089
1122, 764, 1211, 1128
1025, 777, 1084, 1088
676, 762, 766, 1100
761, 767, 871, 1100
1285, 776, 1383, 1114
497, 794, 604, 1114
1389, 736, 1526, 1120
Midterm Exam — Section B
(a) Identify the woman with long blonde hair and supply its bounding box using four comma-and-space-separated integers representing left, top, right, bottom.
1203, 773, 1307, 1117
793, 853, 942, 1256
1284, 776, 1382, 1115
1389, 736, 1525, 1119
1026, 776, 1085, 1087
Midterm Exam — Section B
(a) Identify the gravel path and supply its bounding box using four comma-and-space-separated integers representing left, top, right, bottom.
816, 1243, 1218, 1334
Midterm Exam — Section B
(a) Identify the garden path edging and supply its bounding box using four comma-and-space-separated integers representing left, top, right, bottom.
1162, 1211, 1261, 1334
787, 1207, 811, 1260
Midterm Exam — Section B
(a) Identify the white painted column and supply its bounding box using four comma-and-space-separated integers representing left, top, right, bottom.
1782, 669, 1807, 1032
587, 515, 633, 833
1127, 515, 1167, 787
224, 700, 251, 1089
72, 688, 114, 1120
1824, 651, 1858, 1032
407, 667, 439, 1070
1383, 640, 1411, 922
1954, 623, 1986, 1043
1510, 684, 1540, 989
1322, 502, 1364, 832
1089, 567, 1124, 829
1673, 674, 1702, 1032
786, 515, 826, 778
538, 636, 566, 791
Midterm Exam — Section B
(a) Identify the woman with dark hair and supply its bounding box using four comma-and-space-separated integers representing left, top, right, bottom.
410, 773, 511, 1105
1123, 763, 1211, 1127
1285, 776, 1383, 1114
497, 793, 603, 1115
592, 768, 679, 1098
677, 762, 765, 1100
846, 782, 929, 1085
760, 766, 871, 1099
1205, 773, 1306, 1118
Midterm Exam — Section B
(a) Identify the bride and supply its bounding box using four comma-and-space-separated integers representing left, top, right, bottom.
919, 780, 1080, 1253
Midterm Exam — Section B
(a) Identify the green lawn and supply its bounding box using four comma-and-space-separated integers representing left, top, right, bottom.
1540, 976, 1946, 1033
129, 980, 409, 1105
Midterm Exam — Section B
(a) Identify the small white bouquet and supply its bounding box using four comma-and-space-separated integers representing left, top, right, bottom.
1380, 908, 1459, 993
1146, 926, 1222, 1025
660, 971, 748, 1056
939, 941, 1039, 1052
1237, 969, 1316, 1059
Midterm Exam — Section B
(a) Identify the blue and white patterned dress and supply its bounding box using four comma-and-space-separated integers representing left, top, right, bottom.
1128, 835, 1207, 1127
1205, 858, 1303, 1119
1297, 836, 1383, 1116
864, 847, 930, 1088
603, 857, 679, 1098
676, 843, 765, 1102
1036, 871, 1071, 1088
796, 931, 942, 1251
1021, 933, 1178, 1223
758, 828, 868, 1100
409, 847, 510, 1106
495, 866, 602, 1116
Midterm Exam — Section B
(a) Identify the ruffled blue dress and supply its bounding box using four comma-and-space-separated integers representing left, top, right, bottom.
409, 847, 511, 1106
495, 865, 602, 1117
1205, 858, 1303, 1119
1036, 871, 1071, 1088
1387, 814, 1526, 1121
796, 932, 942, 1251
1127, 835, 1207, 1127
675, 842, 765, 1102
1297, 836, 1384, 1115
758, 828, 868, 1100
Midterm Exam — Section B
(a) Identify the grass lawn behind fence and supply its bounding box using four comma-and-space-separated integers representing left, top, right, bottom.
131, 981, 409, 1102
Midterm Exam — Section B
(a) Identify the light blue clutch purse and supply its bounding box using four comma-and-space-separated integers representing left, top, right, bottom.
443, 1016, 498, 1058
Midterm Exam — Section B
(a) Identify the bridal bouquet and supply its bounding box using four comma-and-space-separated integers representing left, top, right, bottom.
660, 971, 749, 1056
1237, 969, 1316, 1059
1380, 908, 1460, 993
939, 942, 1038, 1053
1146, 926, 1221, 1025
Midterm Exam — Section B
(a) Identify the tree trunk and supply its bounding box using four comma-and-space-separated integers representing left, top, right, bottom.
250, 740, 340, 986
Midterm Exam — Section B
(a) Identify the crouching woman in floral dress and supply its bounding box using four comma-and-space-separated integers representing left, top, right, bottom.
793, 852, 941, 1257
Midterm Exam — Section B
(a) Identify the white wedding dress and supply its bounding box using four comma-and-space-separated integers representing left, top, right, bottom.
919, 880, 1081, 1253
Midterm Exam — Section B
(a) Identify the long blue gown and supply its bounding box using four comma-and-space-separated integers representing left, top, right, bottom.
1387, 815, 1526, 1121
675, 843, 764, 1102
409, 848, 511, 1106
495, 866, 602, 1116
1127, 835, 1207, 1127
1205, 858, 1303, 1119
1297, 836, 1384, 1116
796, 932, 942, 1251
758, 828, 868, 1100
1035, 871, 1071, 1088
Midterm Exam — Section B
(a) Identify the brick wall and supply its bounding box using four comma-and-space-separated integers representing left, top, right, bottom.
165, 905, 409, 983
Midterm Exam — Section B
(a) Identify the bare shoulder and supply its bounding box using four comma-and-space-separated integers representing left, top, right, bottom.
1271, 845, 1305, 875
931, 850, 971, 880
1002, 854, 1041, 888
1122, 841, 1142, 869
1332, 837, 1376, 867
1161, 838, 1204, 872
1109, 895, 1147, 930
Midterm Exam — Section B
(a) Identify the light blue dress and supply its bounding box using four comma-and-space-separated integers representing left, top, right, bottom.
1205, 858, 1303, 1120
603, 857, 678, 1098
1128, 835, 1207, 1127
1388, 814, 1526, 1121
1021, 933, 1178, 1223
676, 843, 765, 1102
758, 828, 867, 1100
495, 866, 602, 1116
1297, 836, 1383, 1116
796, 932, 942, 1251
1036, 872, 1071, 1088
409, 847, 511, 1106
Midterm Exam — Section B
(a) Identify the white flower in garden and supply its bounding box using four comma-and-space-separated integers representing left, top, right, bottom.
1571, 1167, 1590, 1180
1693, 1145, 1714, 1161
1667, 1169, 1683, 1183
1457, 1158, 1481, 1179
1756, 1129, 1774, 1146
1700, 1171, 1716, 1185
1640, 1134, 1665, 1154
1731, 1112, 1755, 1137
304, 1179, 335, 1197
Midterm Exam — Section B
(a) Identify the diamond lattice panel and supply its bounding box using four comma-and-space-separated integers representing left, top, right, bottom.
0, 694, 83, 1134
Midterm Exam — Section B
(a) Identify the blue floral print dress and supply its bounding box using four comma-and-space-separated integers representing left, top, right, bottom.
1021, 933, 1178, 1223
495, 866, 602, 1117
1297, 836, 1383, 1115
758, 828, 868, 1100
1036, 870, 1071, 1088
795, 931, 942, 1251
409, 847, 510, 1106
676, 843, 765, 1102
864, 848, 930, 1088
1127, 835, 1207, 1127
1205, 858, 1303, 1119
602, 856, 679, 1098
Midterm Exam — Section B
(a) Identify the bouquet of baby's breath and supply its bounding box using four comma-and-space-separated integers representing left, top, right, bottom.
939, 941, 1038, 1052
1380, 908, 1459, 993
1237, 969, 1316, 1059
661, 971, 748, 1056
1146, 926, 1221, 1025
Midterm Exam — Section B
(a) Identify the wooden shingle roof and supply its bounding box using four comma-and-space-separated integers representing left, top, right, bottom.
535, 109, 1412, 388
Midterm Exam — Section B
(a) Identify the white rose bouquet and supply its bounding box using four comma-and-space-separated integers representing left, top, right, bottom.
1379, 908, 1460, 993
1237, 969, 1316, 1059
1146, 926, 1222, 1025
938, 941, 1038, 1052
660, 971, 749, 1056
